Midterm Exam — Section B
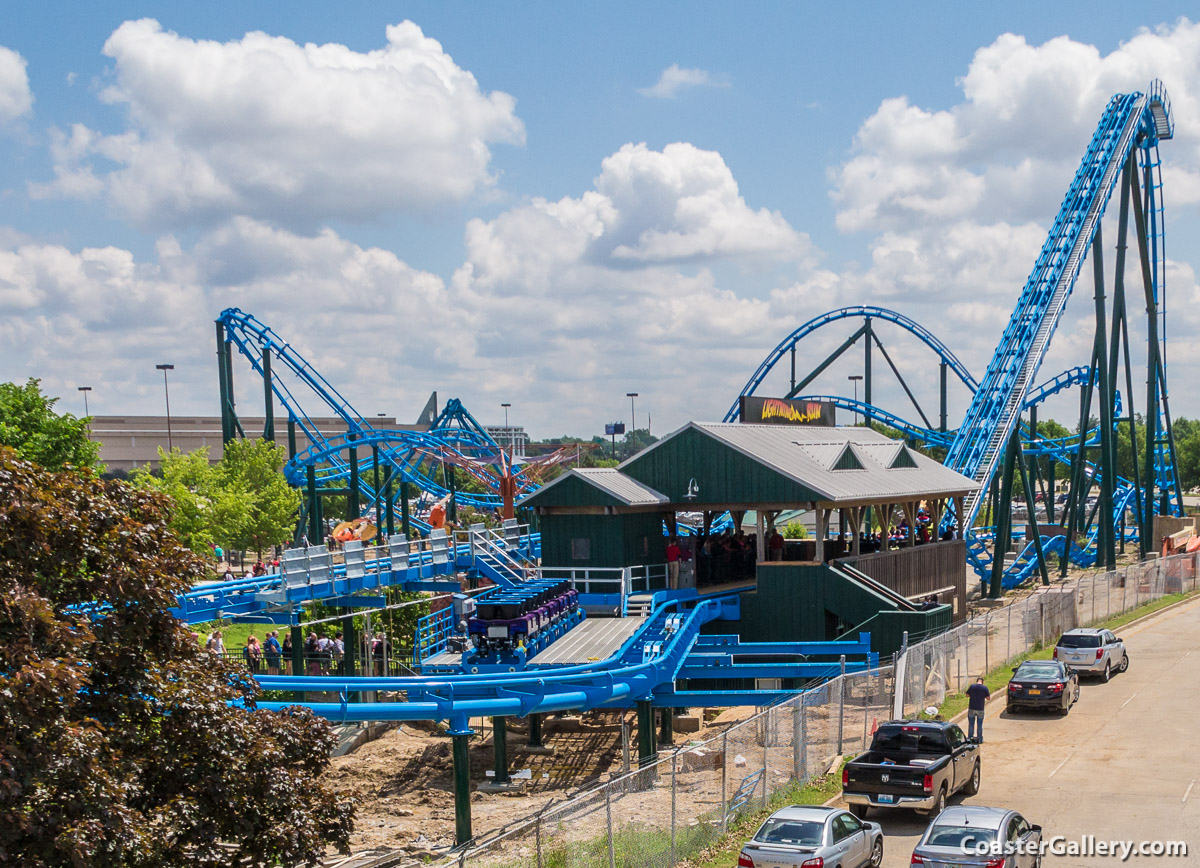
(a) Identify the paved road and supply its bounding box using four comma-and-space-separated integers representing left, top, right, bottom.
839, 595, 1200, 867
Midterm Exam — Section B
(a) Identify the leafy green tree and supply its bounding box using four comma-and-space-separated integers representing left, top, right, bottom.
782, 520, 809, 539
132, 447, 249, 555
219, 438, 301, 558
0, 448, 353, 867
0, 378, 100, 471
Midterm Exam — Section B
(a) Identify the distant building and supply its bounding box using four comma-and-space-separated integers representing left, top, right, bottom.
484, 425, 530, 458
90, 415, 427, 472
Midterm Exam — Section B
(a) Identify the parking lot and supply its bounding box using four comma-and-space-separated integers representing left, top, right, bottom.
841, 594, 1200, 867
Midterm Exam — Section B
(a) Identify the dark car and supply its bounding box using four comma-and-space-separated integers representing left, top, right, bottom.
1006, 659, 1079, 715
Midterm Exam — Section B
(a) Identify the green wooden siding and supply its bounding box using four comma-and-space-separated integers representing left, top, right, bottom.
540, 512, 665, 569
622, 426, 822, 506
722, 562, 949, 656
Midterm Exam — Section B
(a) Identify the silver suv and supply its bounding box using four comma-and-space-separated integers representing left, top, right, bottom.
1054, 628, 1128, 681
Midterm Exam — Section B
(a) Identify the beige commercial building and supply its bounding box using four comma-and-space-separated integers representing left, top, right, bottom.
90, 415, 529, 472
91, 415, 408, 472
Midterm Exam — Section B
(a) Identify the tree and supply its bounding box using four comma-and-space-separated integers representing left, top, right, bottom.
219, 438, 301, 558
0, 448, 353, 867
0, 378, 99, 471
131, 447, 249, 555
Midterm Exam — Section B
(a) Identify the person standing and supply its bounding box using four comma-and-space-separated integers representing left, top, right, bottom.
665, 537, 682, 589
243, 635, 262, 674
264, 630, 282, 675
966, 676, 991, 743
768, 529, 785, 562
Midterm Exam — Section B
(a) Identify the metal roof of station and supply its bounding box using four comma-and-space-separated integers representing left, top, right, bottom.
520, 467, 669, 508
621, 422, 978, 507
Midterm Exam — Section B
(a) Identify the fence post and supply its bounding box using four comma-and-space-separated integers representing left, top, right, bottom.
1107, 571, 1111, 617
984, 614, 990, 674
720, 731, 729, 833
1006, 608, 1011, 663
671, 751, 678, 865
606, 787, 616, 868
536, 815, 543, 868
621, 718, 630, 775
837, 656, 846, 755
762, 707, 770, 809
792, 696, 802, 777
964, 627, 970, 684
1092, 575, 1097, 622
862, 676, 869, 750
800, 695, 809, 781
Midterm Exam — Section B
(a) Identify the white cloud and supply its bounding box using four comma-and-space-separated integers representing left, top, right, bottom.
638, 63, 728, 99
2, 139, 820, 436
31, 19, 525, 228
833, 23, 1200, 232
461, 141, 809, 291
0, 46, 33, 123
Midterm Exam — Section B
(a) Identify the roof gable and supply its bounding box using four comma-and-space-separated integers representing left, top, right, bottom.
518, 468, 668, 510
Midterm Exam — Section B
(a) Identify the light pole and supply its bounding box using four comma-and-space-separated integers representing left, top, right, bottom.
847, 375, 863, 426
156, 364, 175, 451
77, 386, 92, 417
501, 403, 512, 455
626, 392, 638, 456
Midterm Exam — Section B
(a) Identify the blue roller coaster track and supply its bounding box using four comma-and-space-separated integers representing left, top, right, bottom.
217, 309, 540, 525
731, 84, 1182, 587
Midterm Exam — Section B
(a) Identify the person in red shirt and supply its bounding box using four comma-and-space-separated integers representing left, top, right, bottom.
666, 537, 682, 589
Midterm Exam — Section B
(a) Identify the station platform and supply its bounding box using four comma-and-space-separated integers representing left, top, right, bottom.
531, 614, 647, 666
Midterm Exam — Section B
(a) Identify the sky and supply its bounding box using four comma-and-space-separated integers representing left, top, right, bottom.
4, 3, 1200, 441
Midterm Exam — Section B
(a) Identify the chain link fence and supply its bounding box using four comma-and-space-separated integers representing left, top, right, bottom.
433, 551, 1199, 868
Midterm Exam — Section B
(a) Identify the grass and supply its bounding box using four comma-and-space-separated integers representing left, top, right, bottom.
919, 584, 1200, 722
482, 764, 847, 868
684, 764, 847, 868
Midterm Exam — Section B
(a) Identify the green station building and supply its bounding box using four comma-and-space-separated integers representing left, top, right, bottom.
521, 422, 979, 656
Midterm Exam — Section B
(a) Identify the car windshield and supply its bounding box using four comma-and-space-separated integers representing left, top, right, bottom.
1015, 663, 1061, 679
755, 818, 824, 846
1058, 634, 1101, 648
926, 826, 998, 849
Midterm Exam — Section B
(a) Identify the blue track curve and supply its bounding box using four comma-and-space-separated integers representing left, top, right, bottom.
724, 305, 978, 423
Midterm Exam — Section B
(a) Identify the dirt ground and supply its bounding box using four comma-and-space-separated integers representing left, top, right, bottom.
325, 706, 756, 860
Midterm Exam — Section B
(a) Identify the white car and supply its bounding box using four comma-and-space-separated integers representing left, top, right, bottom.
1054, 628, 1128, 681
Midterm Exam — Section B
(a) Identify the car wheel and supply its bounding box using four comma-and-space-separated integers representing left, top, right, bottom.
1007, 703, 1017, 714
1119, 653, 1129, 673
847, 803, 868, 819
1101, 660, 1111, 683
963, 761, 980, 795
924, 786, 947, 816
868, 836, 884, 867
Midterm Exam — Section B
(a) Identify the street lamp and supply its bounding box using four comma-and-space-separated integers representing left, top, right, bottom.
77, 386, 92, 417
847, 375, 863, 426
156, 364, 175, 451
500, 403, 512, 455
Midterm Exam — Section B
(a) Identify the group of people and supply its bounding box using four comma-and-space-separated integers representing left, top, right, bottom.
696, 529, 760, 586
240, 631, 284, 674
219, 558, 281, 582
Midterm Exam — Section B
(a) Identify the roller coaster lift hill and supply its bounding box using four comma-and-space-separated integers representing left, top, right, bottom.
730, 81, 1181, 596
